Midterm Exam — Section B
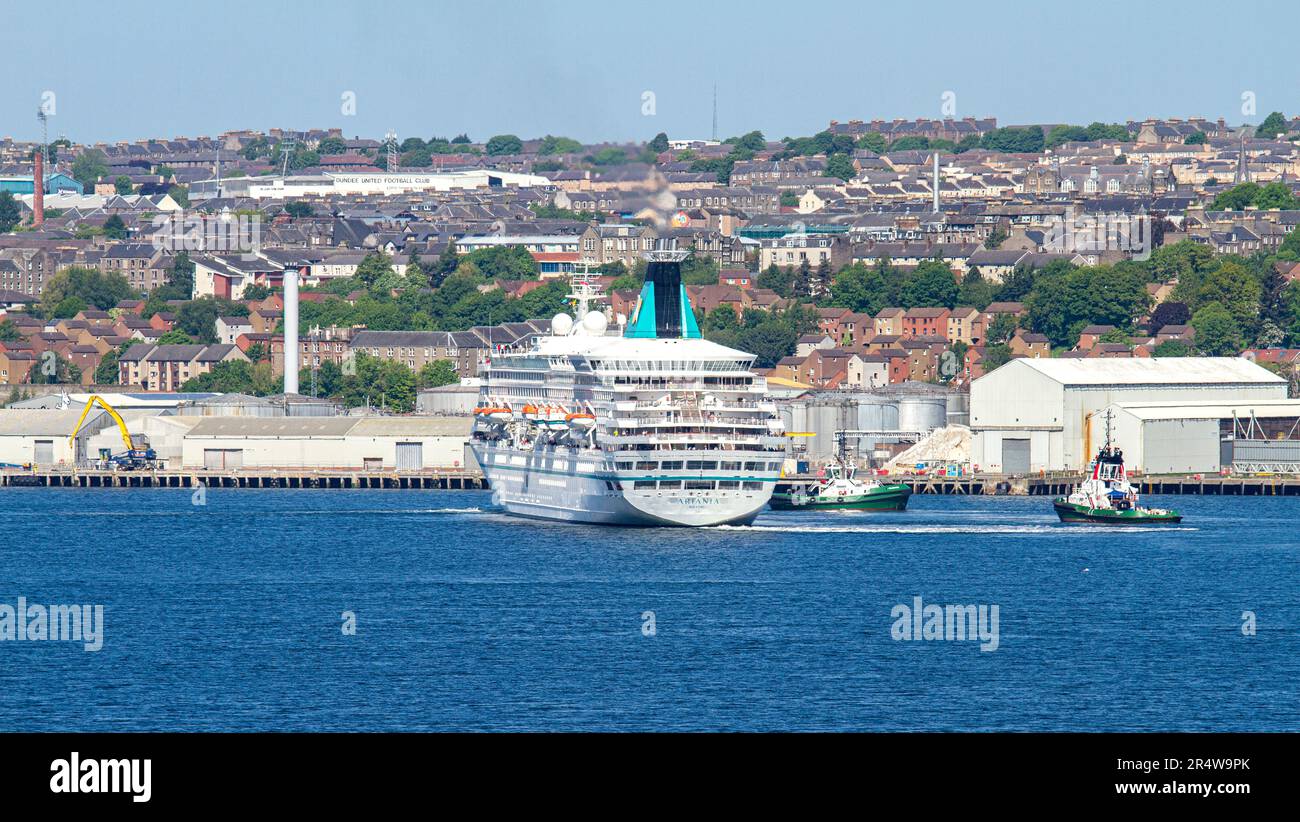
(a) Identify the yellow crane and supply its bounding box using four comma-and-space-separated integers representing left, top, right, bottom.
68, 395, 157, 470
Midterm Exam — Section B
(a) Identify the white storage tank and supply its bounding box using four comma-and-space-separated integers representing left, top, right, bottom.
898, 396, 948, 434
855, 395, 899, 431
945, 392, 970, 427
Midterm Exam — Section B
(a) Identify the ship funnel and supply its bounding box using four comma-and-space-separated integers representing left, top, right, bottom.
625, 239, 701, 339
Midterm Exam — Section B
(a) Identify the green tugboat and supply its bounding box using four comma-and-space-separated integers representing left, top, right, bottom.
770, 459, 912, 511
1053, 438, 1181, 525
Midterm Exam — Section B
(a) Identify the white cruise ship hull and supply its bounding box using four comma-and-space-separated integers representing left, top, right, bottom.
471, 442, 773, 527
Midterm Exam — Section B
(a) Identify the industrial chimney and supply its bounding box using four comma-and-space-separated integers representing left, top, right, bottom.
33, 150, 44, 228
932, 152, 940, 214
283, 266, 299, 394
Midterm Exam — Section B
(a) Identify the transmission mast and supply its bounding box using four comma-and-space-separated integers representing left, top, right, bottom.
280, 135, 297, 176
37, 109, 49, 171
385, 130, 399, 172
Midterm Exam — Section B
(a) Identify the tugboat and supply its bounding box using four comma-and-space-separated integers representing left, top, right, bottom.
770, 457, 912, 511
1053, 426, 1181, 524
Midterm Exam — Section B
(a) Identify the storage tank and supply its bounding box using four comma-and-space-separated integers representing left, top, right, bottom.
855, 395, 899, 431
897, 396, 947, 434
945, 392, 970, 427
417, 384, 479, 415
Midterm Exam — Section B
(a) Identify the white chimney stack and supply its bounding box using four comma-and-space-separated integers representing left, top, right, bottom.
932, 152, 940, 214
283, 267, 299, 395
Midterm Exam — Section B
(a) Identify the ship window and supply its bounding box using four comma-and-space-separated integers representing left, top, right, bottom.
636, 461, 658, 470
743, 482, 763, 491
617, 462, 634, 471
659, 460, 683, 470
768, 462, 782, 471
720, 461, 741, 471
685, 480, 715, 490
634, 481, 657, 490
744, 461, 765, 471
718, 481, 739, 490
686, 460, 718, 470
658, 480, 682, 489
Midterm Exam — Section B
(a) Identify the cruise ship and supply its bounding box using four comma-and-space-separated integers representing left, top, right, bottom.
469, 245, 786, 526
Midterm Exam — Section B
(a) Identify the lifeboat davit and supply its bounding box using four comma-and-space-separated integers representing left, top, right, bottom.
521, 404, 539, 421
542, 406, 568, 428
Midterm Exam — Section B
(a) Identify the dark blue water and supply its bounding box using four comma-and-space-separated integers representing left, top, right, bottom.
1, 488, 1296, 731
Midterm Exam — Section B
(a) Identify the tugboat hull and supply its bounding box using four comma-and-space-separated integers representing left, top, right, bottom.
1053, 500, 1182, 524
770, 484, 912, 511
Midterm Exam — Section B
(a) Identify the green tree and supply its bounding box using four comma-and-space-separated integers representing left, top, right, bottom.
95, 341, 136, 384
1256, 111, 1288, 140
830, 263, 889, 314
165, 251, 196, 298
416, 359, 459, 389
460, 245, 537, 280
982, 343, 1012, 371
485, 134, 523, 155
538, 135, 583, 155
1184, 131, 1207, 145
1024, 263, 1149, 348
317, 136, 348, 154
958, 266, 996, 309
1153, 340, 1191, 357
1191, 303, 1244, 355
157, 330, 195, 344
355, 251, 396, 288
900, 260, 959, 308
1196, 260, 1261, 335
39, 266, 135, 316
980, 127, 1044, 153
824, 153, 856, 181
29, 351, 81, 384
103, 214, 128, 240
0, 191, 20, 232
177, 297, 245, 342
241, 283, 271, 301
648, 132, 669, 153
856, 133, 886, 153
985, 313, 1019, 345
71, 149, 109, 190
114, 175, 134, 195
183, 360, 281, 395
284, 201, 315, 217
887, 136, 930, 151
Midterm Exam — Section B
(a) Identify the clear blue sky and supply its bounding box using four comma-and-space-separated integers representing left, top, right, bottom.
2, 0, 1296, 145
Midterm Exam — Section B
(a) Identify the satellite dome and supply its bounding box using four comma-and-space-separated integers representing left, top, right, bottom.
582, 311, 608, 334
551, 313, 573, 336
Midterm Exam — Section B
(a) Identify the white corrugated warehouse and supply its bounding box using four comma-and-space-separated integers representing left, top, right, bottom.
179, 416, 473, 470
0, 409, 114, 467
970, 358, 1287, 473
1103, 399, 1300, 475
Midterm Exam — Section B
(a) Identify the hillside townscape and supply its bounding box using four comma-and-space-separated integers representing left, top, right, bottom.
4, 114, 1300, 406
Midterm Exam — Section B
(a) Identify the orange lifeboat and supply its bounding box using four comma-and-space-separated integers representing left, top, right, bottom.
566, 412, 596, 430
